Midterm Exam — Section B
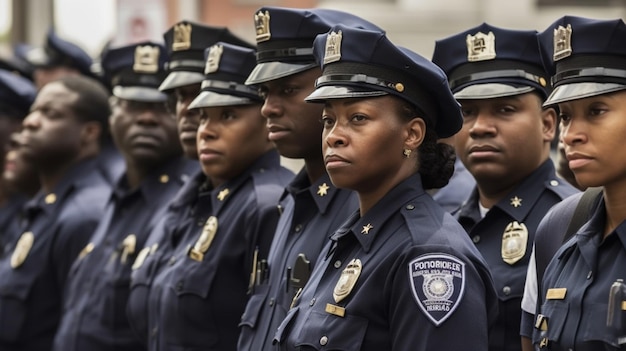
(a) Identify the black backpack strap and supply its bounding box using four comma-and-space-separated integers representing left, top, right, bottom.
563, 187, 602, 243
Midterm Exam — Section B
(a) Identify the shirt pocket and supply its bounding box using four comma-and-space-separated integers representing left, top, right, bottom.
101, 275, 133, 330
238, 285, 270, 350
0, 271, 36, 342
536, 300, 569, 346
292, 310, 368, 351
581, 302, 623, 347
127, 251, 161, 339
273, 306, 299, 347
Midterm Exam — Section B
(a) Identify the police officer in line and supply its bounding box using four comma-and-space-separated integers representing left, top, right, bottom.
158, 20, 254, 161
125, 21, 255, 343
275, 23, 497, 351
51, 41, 197, 351
431, 24, 579, 351
237, 8, 382, 351
0, 74, 112, 351
131, 41, 293, 351
0, 70, 37, 251
528, 16, 626, 351
0, 49, 34, 81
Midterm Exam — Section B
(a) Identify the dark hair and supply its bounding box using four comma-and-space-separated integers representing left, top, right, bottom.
397, 99, 456, 189
56, 75, 112, 143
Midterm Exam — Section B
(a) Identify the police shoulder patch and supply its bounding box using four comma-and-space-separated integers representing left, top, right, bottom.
408, 253, 465, 326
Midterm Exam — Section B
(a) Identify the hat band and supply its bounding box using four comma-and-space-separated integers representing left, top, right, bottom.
552, 67, 626, 86
201, 79, 262, 97
316, 73, 403, 94
168, 59, 205, 70
256, 47, 314, 61
450, 69, 546, 91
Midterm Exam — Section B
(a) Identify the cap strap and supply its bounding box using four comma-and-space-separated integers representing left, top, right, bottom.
201, 80, 261, 97
256, 47, 314, 61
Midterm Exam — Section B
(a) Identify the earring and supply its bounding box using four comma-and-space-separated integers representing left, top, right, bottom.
403, 149, 412, 158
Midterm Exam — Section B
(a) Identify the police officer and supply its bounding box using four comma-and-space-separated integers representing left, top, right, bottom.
431, 23, 579, 351
0, 74, 112, 351
52, 41, 197, 351
274, 24, 497, 351
530, 16, 626, 350
0, 71, 37, 252
131, 41, 293, 350
159, 20, 254, 161
237, 8, 382, 351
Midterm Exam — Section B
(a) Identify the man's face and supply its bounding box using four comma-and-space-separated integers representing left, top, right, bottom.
172, 83, 202, 159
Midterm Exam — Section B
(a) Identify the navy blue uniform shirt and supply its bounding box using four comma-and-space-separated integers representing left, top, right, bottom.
0, 158, 110, 351
52, 157, 196, 351
238, 169, 358, 351
534, 196, 626, 350
0, 194, 28, 255
455, 160, 578, 351
274, 174, 498, 351
139, 150, 292, 350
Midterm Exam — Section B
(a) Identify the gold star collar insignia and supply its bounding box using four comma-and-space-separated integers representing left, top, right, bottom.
217, 188, 230, 201
317, 183, 330, 196
361, 223, 373, 234
510, 196, 522, 208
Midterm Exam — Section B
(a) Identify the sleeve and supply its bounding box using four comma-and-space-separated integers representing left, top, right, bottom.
387, 245, 497, 351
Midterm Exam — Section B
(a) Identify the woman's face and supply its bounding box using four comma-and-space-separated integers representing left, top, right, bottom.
196, 103, 272, 188
558, 89, 626, 189
321, 95, 423, 195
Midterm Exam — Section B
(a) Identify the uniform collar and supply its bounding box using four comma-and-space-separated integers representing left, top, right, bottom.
332, 174, 425, 253
285, 169, 341, 215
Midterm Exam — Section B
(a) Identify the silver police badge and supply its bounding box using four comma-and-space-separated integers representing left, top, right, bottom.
409, 253, 465, 326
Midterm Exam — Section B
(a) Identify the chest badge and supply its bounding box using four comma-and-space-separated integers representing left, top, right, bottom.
333, 258, 362, 303
11, 231, 34, 269
501, 221, 528, 265
189, 216, 218, 262
132, 246, 151, 270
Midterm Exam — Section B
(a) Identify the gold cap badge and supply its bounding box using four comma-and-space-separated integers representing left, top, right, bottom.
133, 45, 160, 73
501, 221, 528, 265
254, 11, 271, 43
172, 23, 192, 51
323, 30, 342, 65
466, 31, 496, 62
11, 231, 34, 269
205, 44, 223, 74
333, 258, 362, 303
553, 24, 572, 61
189, 216, 218, 262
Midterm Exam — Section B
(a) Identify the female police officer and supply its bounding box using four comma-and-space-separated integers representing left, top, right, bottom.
130, 42, 293, 351
532, 16, 626, 350
272, 24, 498, 351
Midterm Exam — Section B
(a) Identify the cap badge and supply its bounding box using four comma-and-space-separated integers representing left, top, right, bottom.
11, 231, 34, 269
173, 23, 192, 51
205, 44, 223, 74
333, 258, 362, 303
189, 216, 218, 262
323, 30, 342, 65
466, 31, 496, 62
501, 221, 528, 265
133, 45, 160, 73
553, 24, 572, 61
254, 10, 271, 43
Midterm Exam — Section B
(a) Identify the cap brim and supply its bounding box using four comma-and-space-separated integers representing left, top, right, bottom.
158, 71, 205, 92
543, 82, 626, 107
304, 85, 388, 103
24, 47, 51, 67
113, 86, 168, 102
188, 90, 259, 109
453, 83, 535, 100
245, 62, 317, 85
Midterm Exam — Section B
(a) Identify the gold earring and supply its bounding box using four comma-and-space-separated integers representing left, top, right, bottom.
403, 149, 412, 158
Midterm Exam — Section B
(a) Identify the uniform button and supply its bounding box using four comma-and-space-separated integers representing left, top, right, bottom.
176, 281, 184, 292
334, 260, 342, 268
550, 180, 559, 186
169, 256, 177, 265
587, 271, 593, 280
406, 204, 415, 210
269, 298, 275, 307
320, 336, 328, 346
472, 235, 480, 244
309, 298, 316, 306
294, 224, 302, 233
503, 286, 511, 295
151, 326, 158, 337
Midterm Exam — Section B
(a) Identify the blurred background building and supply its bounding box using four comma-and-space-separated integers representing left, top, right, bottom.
1, 0, 625, 60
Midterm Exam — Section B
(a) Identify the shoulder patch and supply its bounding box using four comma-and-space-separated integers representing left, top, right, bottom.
408, 253, 465, 326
